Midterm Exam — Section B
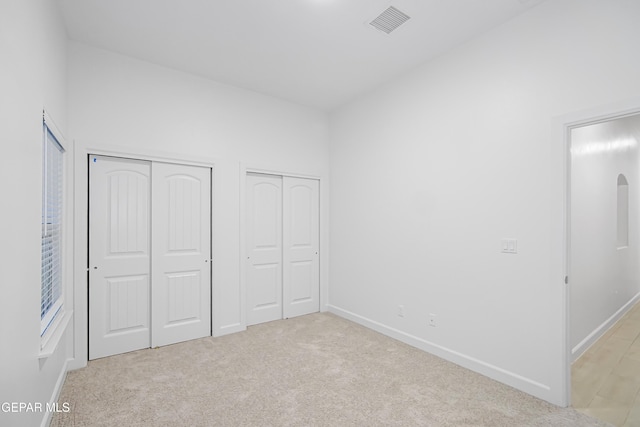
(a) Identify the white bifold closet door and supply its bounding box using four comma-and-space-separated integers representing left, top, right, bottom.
246, 173, 283, 325
151, 162, 211, 348
246, 173, 319, 326
89, 157, 151, 360
282, 176, 320, 319
89, 155, 211, 360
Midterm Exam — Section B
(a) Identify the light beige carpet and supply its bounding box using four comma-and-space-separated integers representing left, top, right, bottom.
52, 313, 609, 426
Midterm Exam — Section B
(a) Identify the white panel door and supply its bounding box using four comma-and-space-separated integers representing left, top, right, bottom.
283, 177, 320, 318
151, 162, 211, 347
89, 155, 151, 360
246, 173, 283, 325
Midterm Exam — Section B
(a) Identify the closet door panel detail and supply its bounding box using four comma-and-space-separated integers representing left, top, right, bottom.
283, 177, 319, 319
89, 156, 151, 360
246, 173, 283, 326
151, 162, 211, 347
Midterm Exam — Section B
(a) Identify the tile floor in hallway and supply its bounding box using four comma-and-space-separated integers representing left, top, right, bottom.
572, 301, 640, 426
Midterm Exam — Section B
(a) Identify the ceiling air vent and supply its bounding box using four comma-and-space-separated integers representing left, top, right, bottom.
369, 6, 411, 34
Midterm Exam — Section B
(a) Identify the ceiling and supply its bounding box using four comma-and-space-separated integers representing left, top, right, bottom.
57, 0, 546, 111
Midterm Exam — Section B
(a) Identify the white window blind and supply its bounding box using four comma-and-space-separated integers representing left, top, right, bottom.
41, 122, 65, 336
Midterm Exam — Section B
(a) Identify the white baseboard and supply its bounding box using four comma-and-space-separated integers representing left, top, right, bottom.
40, 357, 69, 427
327, 305, 553, 403
67, 356, 87, 371
572, 292, 640, 362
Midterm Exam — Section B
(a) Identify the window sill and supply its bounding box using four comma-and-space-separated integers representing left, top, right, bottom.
39, 310, 73, 360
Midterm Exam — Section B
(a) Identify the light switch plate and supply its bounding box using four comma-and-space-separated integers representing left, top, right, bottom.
501, 238, 518, 254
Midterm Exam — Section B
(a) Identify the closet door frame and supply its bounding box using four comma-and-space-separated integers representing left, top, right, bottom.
240, 166, 324, 328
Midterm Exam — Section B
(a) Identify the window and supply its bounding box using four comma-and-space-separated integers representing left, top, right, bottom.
41, 114, 65, 337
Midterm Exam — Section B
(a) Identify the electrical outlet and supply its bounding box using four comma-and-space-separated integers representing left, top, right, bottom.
429, 313, 437, 327
398, 305, 405, 317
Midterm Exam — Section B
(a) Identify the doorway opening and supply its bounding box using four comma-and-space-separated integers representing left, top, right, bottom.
567, 112, 640, 424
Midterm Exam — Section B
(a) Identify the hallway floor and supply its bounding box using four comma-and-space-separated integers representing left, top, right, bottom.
573, 301, 640, 426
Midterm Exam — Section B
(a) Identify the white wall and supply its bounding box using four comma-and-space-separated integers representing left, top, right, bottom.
328, 0, 640, 405
571, 114, 640, 356
0, 1, 70, 426
67, 42, 330, 369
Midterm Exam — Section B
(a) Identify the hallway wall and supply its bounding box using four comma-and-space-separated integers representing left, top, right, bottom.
571, 114, 640, 357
